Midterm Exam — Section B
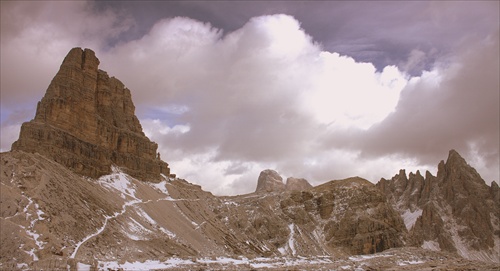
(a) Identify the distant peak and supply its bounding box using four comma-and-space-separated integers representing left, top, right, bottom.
285, 177, 313, 191
255, 169, 285, 193
446, 149, 467, 166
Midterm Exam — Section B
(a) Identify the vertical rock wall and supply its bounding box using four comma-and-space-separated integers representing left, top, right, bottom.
12, 48, 170, 181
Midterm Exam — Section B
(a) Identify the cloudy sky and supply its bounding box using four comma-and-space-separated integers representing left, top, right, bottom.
1, 1, 498, 195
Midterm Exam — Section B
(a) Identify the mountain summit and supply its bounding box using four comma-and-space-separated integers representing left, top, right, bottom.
377, 149, 500, 262
11, 48, 170, 181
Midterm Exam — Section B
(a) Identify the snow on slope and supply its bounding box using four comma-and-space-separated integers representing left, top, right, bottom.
17, 194, 47, 261
97, 256, 335, 271
97, 166, 138, 199
401, 208, 422, 230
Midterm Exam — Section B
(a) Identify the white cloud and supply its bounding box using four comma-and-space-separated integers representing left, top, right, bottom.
0, 123, 21, 152
113, 14, 414, 194
304, 53, 406, 129
0, 1, 133, 113
1, 1, 498, 195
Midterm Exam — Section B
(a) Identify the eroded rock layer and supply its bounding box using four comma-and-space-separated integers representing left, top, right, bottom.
377, 150, 500, 262
11, 48, 169, 181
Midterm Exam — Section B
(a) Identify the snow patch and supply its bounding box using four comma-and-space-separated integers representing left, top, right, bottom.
97, 166, 137, 199
97, 257, 335, 270
99, 258, 194, 270
77, 262, 92, 271
19, 195, 47, 260
124, 217, 153, 241
349, 254, 392, 261
71, 196, 141, 258
25, 248, 38, 261
158, 226, 177, 239
135, 208, 157, 226
422, 240, 440, 251
288, 224, 297, 256
150, 180, 170, 195
402, 208, 422, 230
17, 263, 28, 270
70, 215, 109, 258
398, 260, 425, 265
224, 200, 239, 206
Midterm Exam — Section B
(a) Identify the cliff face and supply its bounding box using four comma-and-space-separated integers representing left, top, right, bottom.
11, 48, 170, 181
377, 150, 500, 262
247, 171, 406, 255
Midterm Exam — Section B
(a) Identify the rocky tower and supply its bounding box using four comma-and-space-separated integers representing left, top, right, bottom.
255, 170, 314, 193
11, 48, 170, 181
377, 150, 500, 262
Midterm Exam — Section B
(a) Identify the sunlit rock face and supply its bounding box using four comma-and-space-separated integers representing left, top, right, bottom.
377, 150, 500, 262
11, 48, 170, 181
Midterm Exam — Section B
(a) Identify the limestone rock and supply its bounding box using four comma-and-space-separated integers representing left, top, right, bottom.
377, 149, 500, 262
285, 177, 313, 191
3, 151, 406, 263
11, 48, 170, 181
312, 177, 407, 254
255, 169, 285, 193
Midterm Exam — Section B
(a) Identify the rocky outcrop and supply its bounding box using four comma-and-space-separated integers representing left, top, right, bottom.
311, 178, 407, 254
255, 170, 313, 193
377, 150, 500, 262
255, 169, 286, 193
11, 48, 170, 181
285, 177, 312, 191
217, 176, 406, 257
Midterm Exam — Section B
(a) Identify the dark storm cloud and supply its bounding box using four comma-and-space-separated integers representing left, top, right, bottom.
323, 33, 500, 182
97, 1, 499, 72
369, 34, 499, 163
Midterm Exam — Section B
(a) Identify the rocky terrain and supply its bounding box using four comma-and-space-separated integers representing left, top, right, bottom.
0, 150, 410, 270
2, 151, 497, 271
377, 150, 500, 263
1, 48, 498, 270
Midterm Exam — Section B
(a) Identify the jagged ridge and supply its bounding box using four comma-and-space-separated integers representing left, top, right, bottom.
377, 149, 500, 262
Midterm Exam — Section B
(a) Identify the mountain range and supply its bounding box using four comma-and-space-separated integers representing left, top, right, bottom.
1, 48, 498, 271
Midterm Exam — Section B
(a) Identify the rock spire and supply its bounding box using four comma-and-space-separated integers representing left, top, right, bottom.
376, 149, 500, 262
255, 169, 314, 193
12, 47, 170, 181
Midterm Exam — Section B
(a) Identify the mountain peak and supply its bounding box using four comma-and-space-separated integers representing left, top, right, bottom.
62, 47, 99, 71
446, 149, 467, 165
255, 169, 285, 193
11, 47, 170, 181
376, 149, 500, 262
